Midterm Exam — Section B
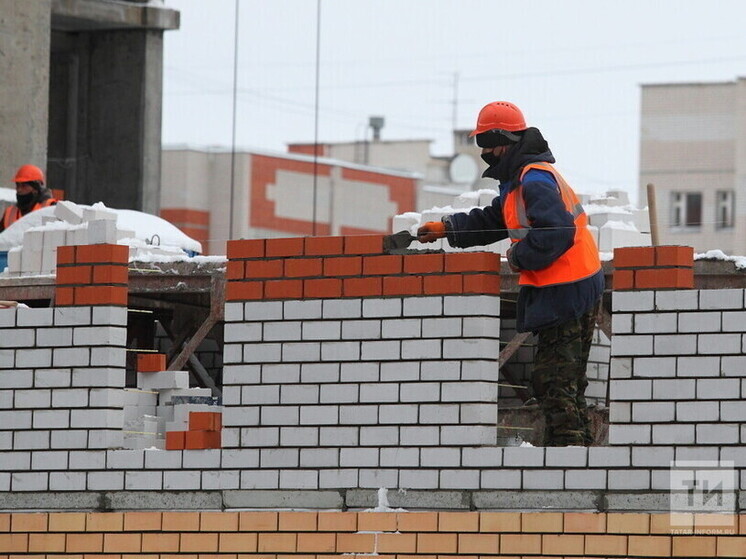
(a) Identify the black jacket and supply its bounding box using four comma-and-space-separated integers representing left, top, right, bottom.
444, 128, 604, 332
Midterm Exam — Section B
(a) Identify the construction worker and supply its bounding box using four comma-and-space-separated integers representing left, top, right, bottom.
1, 165, 58, 233
417, 101, 603, 447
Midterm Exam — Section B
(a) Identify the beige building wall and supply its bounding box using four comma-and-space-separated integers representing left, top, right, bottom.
639, 79, 745, 254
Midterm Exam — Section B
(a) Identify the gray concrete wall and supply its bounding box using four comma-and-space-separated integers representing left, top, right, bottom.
0, 0, 52, 187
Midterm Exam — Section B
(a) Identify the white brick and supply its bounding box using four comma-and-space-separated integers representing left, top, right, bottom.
223, 364, 261, 385
302, 320, 341, 340
107, 449, 145, 469
609, 402, 630, 423
299, 405, 338, 425
242, 384, 280, 405
138, 370, 189, 391
0, 368, 31, 389
610, 379, 652, 400
565, 469, 607, 489
721, 401, 746, 421
0, 328, 34, 348
379, 447, 419, 467
654, 289, 698, 310
339, 362, 377, 382
299, 448, 339, 468
588, 446, 630, 467
403, 296, 442, 317
360, 340, 400, 361
676, 356, 720, 377
243, 343, 282, 363
87, 429, 123, 449
340, 447, 378, 467
611, 313, 633, 334
17, 307, 53, 327
325, 298, 363, 319
0, 349, 15, 369
283, 342, 322, 362
677, 401, 719, 422
654, 334, 697, 355
360, 426, 400, 446
442, 381, 497, 403
240, 427, 279, 447
318, 468, 357, 488
463, 316, 500, 338
14, 430, 50, 449
652, 424, 695, 444
284, 299, 322, 319
70, 409, 122, 429
36, 328, 73, 347
319, 384, 357, 404
613, 290, 654, 311
462, 446, 502, 467
399, 468, 438, 489
222, 406, 259, 427
461, 403, 498, 424
32, 408, 69, 428
378, 404, 418, 424
53, 306, 91, 326
607, 469, 650, 490
51, 389, 90, 408
301, 362, 340, 383
182, 448, 221, 469
439, 469, 480, 489
52, 347, 91, 367
12, 471, 48, 491
339, 405, 378, 424
223, 344, 243, 364
279, 426, 319, 447
54, 200, 85, 224
652, 379, 695, 400
320, 341, 360, 361
503, 447, 545, 467
523, 469, 564, 490
699, 288, 743, 309
445, 295, 499, 316
611, 335, 653, 356
221, 449, 260, 468
608, 424, 651, 445
279, 469, 318, 489
359, 469, 399, 488
341, 319, 381, 340
632, 401, 675, 423
223, 322, 262, 343
722, 310, 746, 332
677, 312, 722, 332
240, 469, 279, 489
421, 317, 461, 339
260, 448, 298, 468
282, 384, 320, 404
319, 426, 358, 446
675, 446, 720, 461
443, 338, 500, 359
696, 378, 740, 399
721, 356, 746, 377
87, 218, 117, 244
633, 357, 676, 378
0, 308, 17, 327
50, 430, 88, 449
49, 471, 86, 491
124, 470, 163, 490
360, 383, 399, 403
401, 339, 441, 360
91, 347, 125, 367
545, 447, 588, 467
69, 450, 106, 470
635, 312, 677, 333
441, 425, 494, 445
224, 302, 244, 322
698, 333, 741, 354
72, 368, 123, 388
87, 471, 124, 490
696, 423, 739, 444
261, 405, 299, 425
244, 301, 283, 321
421, 360, 460, 381
163, 470, 201, 490
16, 389, 51, 409
261, 364, 300, 384
381, 361, 420, 381
264, 321, 302, 341
481, 469, 521, 489
632, 446, 674, 466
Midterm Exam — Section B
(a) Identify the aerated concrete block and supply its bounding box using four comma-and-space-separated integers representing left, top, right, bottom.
137, 370, 189, 391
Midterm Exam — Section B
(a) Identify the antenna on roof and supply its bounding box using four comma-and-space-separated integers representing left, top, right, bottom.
369, 116, 385, 141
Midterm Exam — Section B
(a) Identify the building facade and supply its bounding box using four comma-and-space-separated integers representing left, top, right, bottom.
639, 77, 746, 254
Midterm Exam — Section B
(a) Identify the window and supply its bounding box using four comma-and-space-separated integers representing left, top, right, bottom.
671, 192, 702, 228
715, 190, 735, 229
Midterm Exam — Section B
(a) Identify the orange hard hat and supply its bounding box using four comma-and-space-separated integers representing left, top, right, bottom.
469, 101, 527, 137
13, 164, 45, 184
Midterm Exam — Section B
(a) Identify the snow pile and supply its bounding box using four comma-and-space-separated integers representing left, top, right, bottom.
695, 249, 746, 270
0, 201, 206, 276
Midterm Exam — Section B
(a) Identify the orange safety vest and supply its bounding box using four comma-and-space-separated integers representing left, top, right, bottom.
503, 162, 600, 287
1, 198, 58, 230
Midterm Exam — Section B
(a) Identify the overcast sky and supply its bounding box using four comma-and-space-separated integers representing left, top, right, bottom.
162, 0, 746, 205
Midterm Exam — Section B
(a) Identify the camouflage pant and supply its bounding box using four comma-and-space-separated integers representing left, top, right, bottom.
532, 304, 597, 446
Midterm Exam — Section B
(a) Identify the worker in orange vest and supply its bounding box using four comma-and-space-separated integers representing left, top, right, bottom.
417, 101, 603, 447
1, 165, 58, 233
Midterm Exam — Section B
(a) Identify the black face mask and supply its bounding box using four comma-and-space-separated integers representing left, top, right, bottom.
481, 151, 502, 167
16, 192, 35, 208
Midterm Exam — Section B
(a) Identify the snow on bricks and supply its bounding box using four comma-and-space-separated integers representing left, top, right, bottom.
613, 245, 694, 290
225, 236, 500, 301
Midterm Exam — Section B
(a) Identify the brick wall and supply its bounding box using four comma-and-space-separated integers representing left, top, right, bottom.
1, 511, 744, 557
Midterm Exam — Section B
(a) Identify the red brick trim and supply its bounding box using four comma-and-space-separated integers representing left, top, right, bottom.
613, 246, 694, 290
55, 244, 129, 306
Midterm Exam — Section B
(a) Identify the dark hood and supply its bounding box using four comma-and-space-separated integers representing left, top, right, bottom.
482, 127, 555, 183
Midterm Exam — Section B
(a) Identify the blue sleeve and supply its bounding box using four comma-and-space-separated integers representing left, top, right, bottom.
445, 195, 509, 248
510, 169, 575, 270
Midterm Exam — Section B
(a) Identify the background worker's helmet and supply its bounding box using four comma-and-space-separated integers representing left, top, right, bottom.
470, 101, 526, 135
13, 164, 45, 185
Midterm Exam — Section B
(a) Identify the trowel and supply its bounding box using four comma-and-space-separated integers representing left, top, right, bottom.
383, 230, 417, 252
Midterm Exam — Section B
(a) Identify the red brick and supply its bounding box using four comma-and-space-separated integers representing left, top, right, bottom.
445, 252, 499, 273
57, 245, 76, 265
226, 261, 245, 280
636, 267, 693, 290
54, 287, 75, 306
264, 279, 303, 299
305, 236, 344, 256
614, 246, 655, 268
56, 265, 92, 285
189, 412, 222, 431
265, 237, 304, 257
226, 239, 264, 259
463, 273, 500, 294
363, 255, 403, 275
245, 259, 284, 279
137, 353, 167, 373
382, 275, 422, 296
74, 285, 128, 306
403, 253, 444, 274
423, 274, 462, 295
324, 256, 362, 276
226, 281, 263, 301
165, 431, 185, 450
655, 245, 694, 267
613, 269, 635, 290
185, 430, 221, 449
76, 244, 129, 264
344, 235, 383, 255
92, 265, 128, 285
304, 278, 343, 298
286, 258, 323, 278
343, 277, 382, 297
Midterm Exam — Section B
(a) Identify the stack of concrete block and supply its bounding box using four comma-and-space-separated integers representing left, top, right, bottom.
133, 353, 222, 450
4, 201, 139, 276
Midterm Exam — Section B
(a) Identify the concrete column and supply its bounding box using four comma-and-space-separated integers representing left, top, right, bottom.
0, 0, 51, 186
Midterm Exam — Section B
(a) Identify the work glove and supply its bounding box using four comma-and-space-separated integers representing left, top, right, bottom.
417, 221, 446, 243
506, 245, 521, 273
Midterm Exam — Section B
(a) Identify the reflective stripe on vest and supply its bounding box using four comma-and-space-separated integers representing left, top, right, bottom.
2, 198, 58, 230
504, 162, 601, 288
